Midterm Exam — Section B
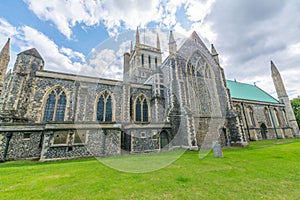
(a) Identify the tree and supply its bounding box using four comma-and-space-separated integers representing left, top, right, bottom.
291, 97, 300, 128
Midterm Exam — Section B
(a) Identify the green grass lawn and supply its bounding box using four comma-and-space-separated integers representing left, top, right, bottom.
1, 138, 300, 200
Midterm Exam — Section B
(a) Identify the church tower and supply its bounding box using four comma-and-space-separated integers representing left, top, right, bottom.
0, 38, 10, 94
271, 60, 300, 137
128, 28, 162, 84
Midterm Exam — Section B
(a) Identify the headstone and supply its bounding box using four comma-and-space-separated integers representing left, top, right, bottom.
212, 141, 223, 158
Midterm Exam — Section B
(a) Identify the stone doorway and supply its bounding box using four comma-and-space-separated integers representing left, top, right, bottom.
160, 131, 169, 150
219, 127, 228, 146
260, 123, 267, 140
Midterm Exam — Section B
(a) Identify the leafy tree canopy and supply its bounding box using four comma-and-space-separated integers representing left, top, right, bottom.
291, 97, 300, 128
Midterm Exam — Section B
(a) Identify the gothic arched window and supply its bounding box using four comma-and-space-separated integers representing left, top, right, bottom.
264, 107, 271, 126
247, 106, 256, 126
282, 109, 288, 125
43, 87, 67, 122
141, 54, 144, 67
274, 108, 281, 126
96, 90, 114, 122
135, 94, 149, 122
148, 55, 151, 68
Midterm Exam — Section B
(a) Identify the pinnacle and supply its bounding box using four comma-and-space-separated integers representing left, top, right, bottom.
271, 60, 279, 75
0, 38, 10, 56
169, 30, 175, 43
211, 44, 218, 55
135, 27, 140, 44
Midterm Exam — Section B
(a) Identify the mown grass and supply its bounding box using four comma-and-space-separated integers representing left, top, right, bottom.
0, 138, 299, 200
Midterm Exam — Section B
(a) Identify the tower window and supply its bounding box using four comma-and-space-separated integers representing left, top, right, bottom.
148, 55, 151, 68
141, 54, 144, 67
43, 87, 67, 122
155, 57, 158, 68
96, 90, 114, 122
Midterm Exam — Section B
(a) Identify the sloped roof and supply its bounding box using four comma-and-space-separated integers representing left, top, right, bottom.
19, 48, 43, 60
226, 80, 279, 104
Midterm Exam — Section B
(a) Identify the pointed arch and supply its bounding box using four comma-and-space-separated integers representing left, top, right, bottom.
273, 108, 281, 127
260, 123, 267, 140
247, 106, 256, 126
264, 107, 271, 126
282, 109, 288, 126
94, 89, 115, 122
134, 93, 150, 122
42, 86, 67, 122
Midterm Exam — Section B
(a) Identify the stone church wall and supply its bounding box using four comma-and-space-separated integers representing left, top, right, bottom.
0, 131, 42, 161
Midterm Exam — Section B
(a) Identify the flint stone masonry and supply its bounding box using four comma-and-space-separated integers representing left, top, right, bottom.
0, 30, 298, 161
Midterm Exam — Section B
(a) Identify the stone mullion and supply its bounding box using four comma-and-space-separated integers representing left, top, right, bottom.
52, 94, 59, 121
103, 96, 107, 122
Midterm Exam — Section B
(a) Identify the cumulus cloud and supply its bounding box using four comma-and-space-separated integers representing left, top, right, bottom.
205, 0, 300, 98
4, 0, 300, 98
18, 26, 85, 73
24, 0, 163, 39
0, 18, 17, 42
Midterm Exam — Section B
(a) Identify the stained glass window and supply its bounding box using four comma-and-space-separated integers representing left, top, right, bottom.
43, 88, 67, 122
55, 92, 66, 121
96, 91, 113, 122
135, 94, 149, 122
143, 100, 148, 122
106, 96, 112, 121
136, 99, 141, 122
43, 91, 55, 121
97, 96, 105, 122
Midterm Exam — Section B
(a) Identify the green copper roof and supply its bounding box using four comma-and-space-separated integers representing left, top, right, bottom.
226, 80, 279, 104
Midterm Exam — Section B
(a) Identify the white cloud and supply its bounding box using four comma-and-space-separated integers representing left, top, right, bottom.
19, 26, 84, 73
0, 18, 18, 42
5, 0, 300, 99
24, 0, 163, 39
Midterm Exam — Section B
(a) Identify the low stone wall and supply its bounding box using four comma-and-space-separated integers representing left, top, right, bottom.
41, 129, 121, 160
0, 132, 42, 161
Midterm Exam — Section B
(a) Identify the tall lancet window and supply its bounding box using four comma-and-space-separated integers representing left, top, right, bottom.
96, 90, 114, 122
148, 55, 151, 68
135, 94, 149, 122
141, 54, 144, 67
247, 106, 256, 126
43, 87, 67, 122
274, 108, 281, 126
264, 107, 271, 126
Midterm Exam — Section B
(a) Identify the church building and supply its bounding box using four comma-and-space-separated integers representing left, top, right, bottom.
0, 29, 299, 161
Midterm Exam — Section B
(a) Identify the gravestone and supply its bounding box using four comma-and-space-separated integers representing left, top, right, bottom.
212, 141, 223, 158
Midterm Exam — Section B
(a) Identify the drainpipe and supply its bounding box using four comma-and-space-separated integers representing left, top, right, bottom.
268, 105, 278, 139
2, 132, 12, 161
241, 102, 251, 141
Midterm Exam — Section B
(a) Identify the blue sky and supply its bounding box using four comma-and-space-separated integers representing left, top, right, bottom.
0, 0, 300, 98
